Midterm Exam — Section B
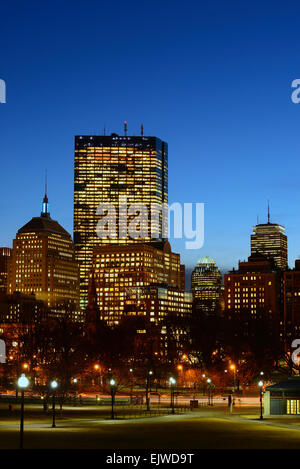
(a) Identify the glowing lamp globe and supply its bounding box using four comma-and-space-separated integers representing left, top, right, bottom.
18, 374, 29, 389
51, 380, 58, 389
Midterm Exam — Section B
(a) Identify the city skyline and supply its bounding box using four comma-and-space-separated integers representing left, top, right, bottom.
2, 1, 300, 275
0, 157, 298, 275
2, 1, 300, 453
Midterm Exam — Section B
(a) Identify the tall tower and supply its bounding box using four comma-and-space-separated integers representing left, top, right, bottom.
0, 247, 12, 292
74, 133, 168, 308
8, 193, 80, 308
251, 207, 287, 270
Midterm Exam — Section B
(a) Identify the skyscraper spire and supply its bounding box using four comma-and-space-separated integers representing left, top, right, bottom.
41, 170, 50, 218
267, 200, 270, 224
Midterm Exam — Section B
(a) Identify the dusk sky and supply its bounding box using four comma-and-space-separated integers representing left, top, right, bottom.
1, 0, 300, 275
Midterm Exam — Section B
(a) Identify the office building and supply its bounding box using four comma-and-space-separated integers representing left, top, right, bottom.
74, 133, 168, 307
191, 256, 223, 314
224, 253, 281, 336
92, 241, 184, 325
125, 283, 192, 323
251, 209, 287, 270
7, 193, 80, 308
125, 284, 192, 359
0, 247, 11, 292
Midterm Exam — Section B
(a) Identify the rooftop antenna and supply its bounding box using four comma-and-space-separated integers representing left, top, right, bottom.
124, 120, 127, 137
141, 123, 144, 136
45, 168, 47, 197
103, 125, 106, 136
267, 200, 270, 224
257, 215, 259, 225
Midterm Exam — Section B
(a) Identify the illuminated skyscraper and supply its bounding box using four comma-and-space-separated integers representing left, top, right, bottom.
0, 247, 11, 292
191, 256, 223, 314
74, 133, 168, 307
91, 241, 184, 325
251, 208, 287, 270
8, 193, 80, 308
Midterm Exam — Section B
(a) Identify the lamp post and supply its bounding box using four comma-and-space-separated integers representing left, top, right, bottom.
50, 380, 58, 428
145, 370, 153, 411
94, 364, 103, 388
17, 373, 29, 449
258, 380, 264, 420
129, 368, 133, 404
169, 377, 176, 414
229, 364, 236, 391
110, 379, 115, 419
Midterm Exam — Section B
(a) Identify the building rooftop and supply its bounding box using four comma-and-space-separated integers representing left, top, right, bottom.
18, 216, 71, 239
197, 256, 216, 265
266, 377, 300, 391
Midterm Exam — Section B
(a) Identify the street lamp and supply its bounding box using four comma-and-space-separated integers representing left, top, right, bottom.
207, 378, 212, 405
129, 368, 133, 404
229, 364, 236, 391
169, 377, 176, 414
258, 380, 264, 420
94, 364, 103, 387
110, 379, 116, 419
146, 371, 153, 411
18, 373, 29, 449
50, 380, 58, 428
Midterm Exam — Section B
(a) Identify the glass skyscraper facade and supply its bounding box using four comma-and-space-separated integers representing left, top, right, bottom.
191, 256, 223, 314
251, 222, 287, 270
74, 134, 168, 307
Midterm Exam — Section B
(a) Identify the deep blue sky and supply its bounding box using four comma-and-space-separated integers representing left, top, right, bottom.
1, 0, 300, 275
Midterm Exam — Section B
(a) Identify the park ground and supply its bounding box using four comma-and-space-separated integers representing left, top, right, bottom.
2, 402, 300, 449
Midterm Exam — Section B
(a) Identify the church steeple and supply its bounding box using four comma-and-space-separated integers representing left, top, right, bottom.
86, 267, 100, 330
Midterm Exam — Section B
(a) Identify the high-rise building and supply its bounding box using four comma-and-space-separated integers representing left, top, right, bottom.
125, 284, 192, 324
91, 241, 184, 325
251, 209, 287, 270
0, 247, 11, 292
8, 193, 80, 308
74, 133, 168, 307
283, 260, 300, 343
191, 257, 223, 314
224, 253, 281, 336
